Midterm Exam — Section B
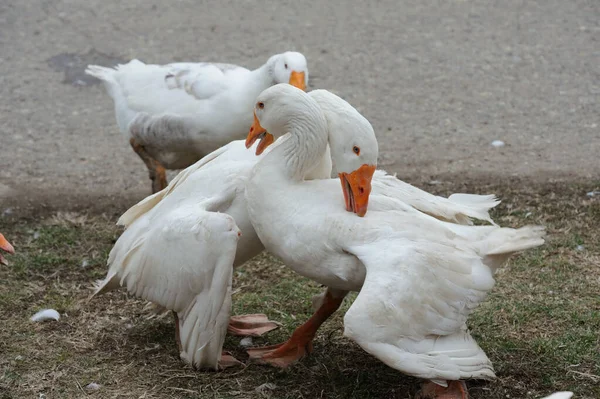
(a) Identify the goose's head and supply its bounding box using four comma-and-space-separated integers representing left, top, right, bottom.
246, 86, 378, 217
245, 83, 322, 155
268, 52, 308, 91
309, 90, 378, 217
0, 233, 14, 266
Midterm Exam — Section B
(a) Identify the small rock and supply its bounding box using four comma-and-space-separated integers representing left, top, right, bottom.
239, 337, 253, 348
255, 383, 277, 394
85, 383, 101, 390
576, 245, 585, 251
3, 208, 13, 216
33, 231, 41, 240
491, 140, 505, 148
81, 259, 90, 268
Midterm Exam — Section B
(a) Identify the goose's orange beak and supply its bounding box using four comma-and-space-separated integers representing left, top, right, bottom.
289, 71, 306, 91
0, 233, 14, 265
245, 112, 274, 156
339, 164, 376, 217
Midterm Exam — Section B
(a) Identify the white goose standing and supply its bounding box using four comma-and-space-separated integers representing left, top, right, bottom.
86, 52, 308, 192
244, 84, 545, 398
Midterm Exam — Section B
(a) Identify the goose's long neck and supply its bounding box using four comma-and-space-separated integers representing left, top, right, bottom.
248, 62, 276, 94
259, 110, 329, 183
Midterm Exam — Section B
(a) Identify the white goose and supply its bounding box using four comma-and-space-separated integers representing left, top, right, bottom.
243, 84, 545, 398
91, 137, 334, 370
86, 52, 308, 193
91, 85, 500, 371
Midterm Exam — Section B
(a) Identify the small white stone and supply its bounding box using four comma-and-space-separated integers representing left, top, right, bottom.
576, 245, 585, 251
33, 231, 40, 240
239, 337, 253, 347
81, 259, 90, 268
491, 140, 505, 148
85, 383, 101, 390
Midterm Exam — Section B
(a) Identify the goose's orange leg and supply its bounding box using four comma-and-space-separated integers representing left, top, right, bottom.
130, 138, 168, 194
228, 314, 281, 337
416, 380, 469, 399
247, 288, 347, 368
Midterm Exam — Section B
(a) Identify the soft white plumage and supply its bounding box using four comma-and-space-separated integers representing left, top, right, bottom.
86, 52, 308, 192
310, 89, 500, 226
91, 85, 503, 371
244, 85, 545, 388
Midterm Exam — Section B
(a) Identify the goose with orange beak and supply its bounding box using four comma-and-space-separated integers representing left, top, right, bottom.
245, 102, 376, 217
86, 51, 308, 193
0, 233, 15, 266
243, 84, 544, 399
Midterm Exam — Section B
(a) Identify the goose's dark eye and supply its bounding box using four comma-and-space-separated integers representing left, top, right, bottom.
258, 102, 265, 109
284, 63, 288, 69
353, 146, 360, 155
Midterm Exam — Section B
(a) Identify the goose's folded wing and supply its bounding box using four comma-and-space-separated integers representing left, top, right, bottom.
103, 202, 241, 369
117, 141, 249, 227
120, 61, 248, 116
162, 62, 247, 101
372, 170, 499, 225
342, 239, 496, 381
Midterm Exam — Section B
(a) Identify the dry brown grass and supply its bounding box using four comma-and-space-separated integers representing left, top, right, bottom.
0, 180, 598, 398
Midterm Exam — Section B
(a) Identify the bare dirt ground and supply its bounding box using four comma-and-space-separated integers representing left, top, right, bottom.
0, 1, 599, 398
0, 0, 598, 214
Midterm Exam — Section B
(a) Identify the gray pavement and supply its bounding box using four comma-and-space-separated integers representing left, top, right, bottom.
1, 0, 598, 212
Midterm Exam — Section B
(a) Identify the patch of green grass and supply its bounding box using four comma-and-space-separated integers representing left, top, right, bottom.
0, 182, 599, 398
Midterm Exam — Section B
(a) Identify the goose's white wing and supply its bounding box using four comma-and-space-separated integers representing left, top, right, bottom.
98, 196, 241, 369
87, 60, 248, 115
342, 238, 496, 381
372, 170, 500, 225
118, 140, 257, 228
86, 60, 251, 155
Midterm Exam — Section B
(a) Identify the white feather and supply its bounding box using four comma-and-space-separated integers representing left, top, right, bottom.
30, 309, 60, 322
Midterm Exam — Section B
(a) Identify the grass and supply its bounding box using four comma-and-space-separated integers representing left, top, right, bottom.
0, 181, 599, 398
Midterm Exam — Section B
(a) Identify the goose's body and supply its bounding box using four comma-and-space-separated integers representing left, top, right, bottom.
92, 87, 500, 372
92, 137, 333, 369
92, 141, 274, 370
86, 52, 308, 192
244, 85, 545, 397
0, 233, 14, 265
